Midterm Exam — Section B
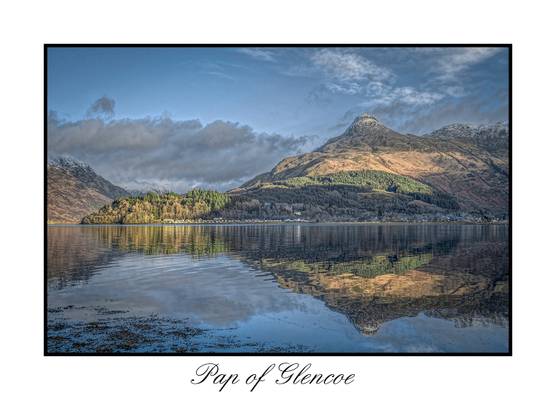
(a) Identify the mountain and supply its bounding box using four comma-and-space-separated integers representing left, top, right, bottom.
47, 157, 130, 223
227, 114, 509, 221
426, 121, 509, 156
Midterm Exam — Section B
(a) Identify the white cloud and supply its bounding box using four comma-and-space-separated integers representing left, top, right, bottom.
362, 82, 443, 106
306, 49, 445, 108
312, 49, 392, 82
443, 85, 466, 97
436, 48, 501, 80
236, 48, 276, 62
323, 81, 363, 95
310, 49, 392, 94
204, 70, 235, 81
389, 87, 444, 106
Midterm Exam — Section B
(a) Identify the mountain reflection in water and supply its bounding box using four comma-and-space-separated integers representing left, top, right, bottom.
47, 224, 509, 352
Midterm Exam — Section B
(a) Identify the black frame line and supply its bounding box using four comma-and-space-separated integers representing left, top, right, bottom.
44, 43, 512, 356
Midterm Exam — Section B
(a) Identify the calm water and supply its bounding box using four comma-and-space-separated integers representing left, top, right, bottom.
47, 224, 509, 353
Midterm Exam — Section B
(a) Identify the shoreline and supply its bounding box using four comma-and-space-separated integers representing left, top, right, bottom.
47, 220, 509, 227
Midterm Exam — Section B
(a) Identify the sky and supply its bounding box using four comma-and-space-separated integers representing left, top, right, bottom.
47, 46, 509, 192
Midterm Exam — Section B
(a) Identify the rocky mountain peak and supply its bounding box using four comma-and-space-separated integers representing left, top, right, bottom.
428, 123, 475, 138
48, 155, 94, 173
349, 113, 381, 132
317, 114, 411, 153
341, 113, 392, 139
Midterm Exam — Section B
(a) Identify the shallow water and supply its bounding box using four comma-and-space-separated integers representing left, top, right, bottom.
47, 223, 509, 353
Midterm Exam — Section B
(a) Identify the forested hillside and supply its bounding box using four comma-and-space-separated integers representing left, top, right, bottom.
82, 190, 230, 224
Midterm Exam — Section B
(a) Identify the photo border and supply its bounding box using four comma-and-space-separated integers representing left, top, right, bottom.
44, 43, 512, 356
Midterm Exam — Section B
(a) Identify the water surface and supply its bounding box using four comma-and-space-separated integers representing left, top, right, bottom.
47, 223, 509, 353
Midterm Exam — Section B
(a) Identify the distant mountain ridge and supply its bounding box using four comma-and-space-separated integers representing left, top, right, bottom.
229, 114, 509, 221
427, 121, 508, 139
47, 157, 129, 223
426, 121, 509, 156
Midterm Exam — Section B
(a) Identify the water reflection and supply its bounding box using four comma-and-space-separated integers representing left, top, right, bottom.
47, 224, 509, 351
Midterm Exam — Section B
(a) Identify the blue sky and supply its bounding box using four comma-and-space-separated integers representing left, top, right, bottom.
47, 47, 509, 192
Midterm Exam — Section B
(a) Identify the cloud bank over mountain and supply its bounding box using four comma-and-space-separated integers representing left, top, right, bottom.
48, 100, 309, 192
